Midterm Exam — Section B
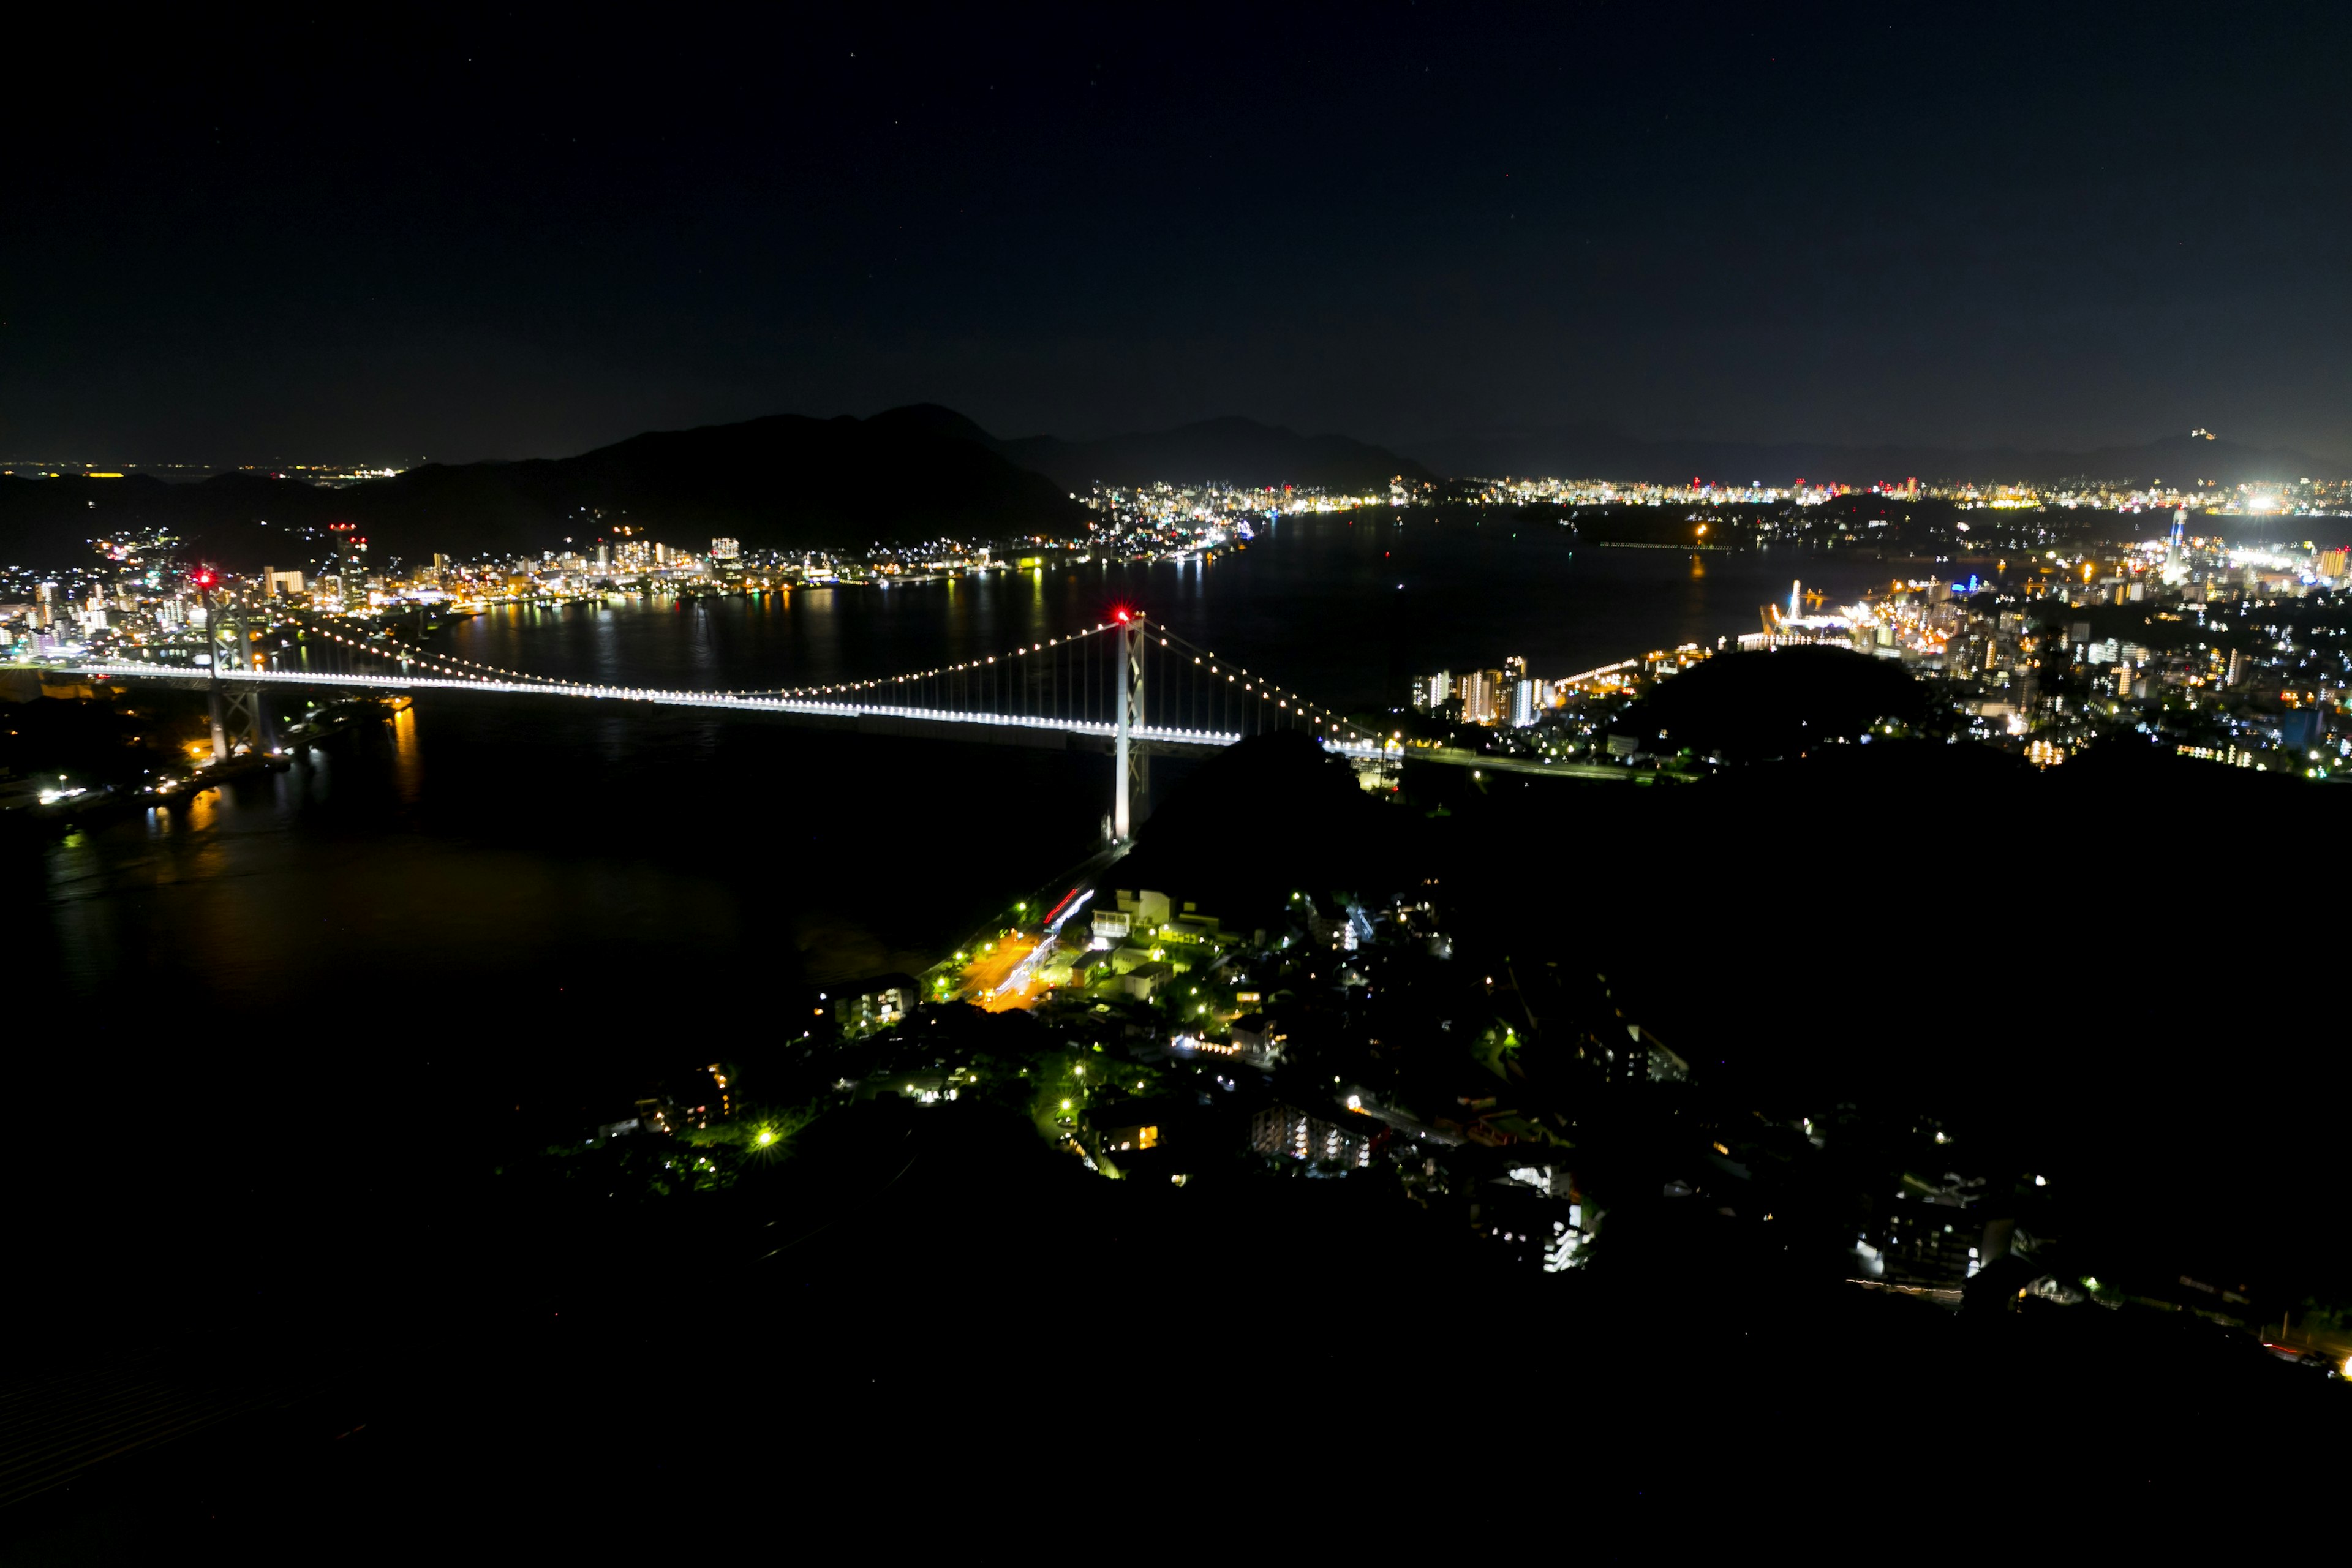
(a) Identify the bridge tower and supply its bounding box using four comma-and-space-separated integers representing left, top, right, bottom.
1112, 609, 1147, 842
198, 576, 278, 761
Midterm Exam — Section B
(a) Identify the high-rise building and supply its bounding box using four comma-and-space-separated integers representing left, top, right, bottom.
1458, 669, 1503, 725
711, 537, 741, 560
1409, 671, 1452, 712
1510, 679, 1536, 728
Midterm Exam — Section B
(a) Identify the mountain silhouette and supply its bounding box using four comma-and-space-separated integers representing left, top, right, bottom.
0, 409, 1088, 570
1415, 425, 2349, 487
998, 416, 1433, 491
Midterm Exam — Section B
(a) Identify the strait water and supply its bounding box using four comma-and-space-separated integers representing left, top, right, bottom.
31, 518, 1888, 1027
14, 514, 2328, 1360
12, 519, 1887, 1333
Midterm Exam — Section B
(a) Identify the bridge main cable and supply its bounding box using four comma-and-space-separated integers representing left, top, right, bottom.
113, 602, 1384, 755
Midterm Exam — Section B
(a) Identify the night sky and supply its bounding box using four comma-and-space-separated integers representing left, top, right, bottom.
9, 2, 2351, 465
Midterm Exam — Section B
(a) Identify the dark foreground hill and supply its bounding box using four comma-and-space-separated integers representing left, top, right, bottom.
1615, 645, 1941, 761
1116, 730, 1406, 931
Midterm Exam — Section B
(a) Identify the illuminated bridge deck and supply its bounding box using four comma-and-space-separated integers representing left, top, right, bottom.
61, 661, 1401, 760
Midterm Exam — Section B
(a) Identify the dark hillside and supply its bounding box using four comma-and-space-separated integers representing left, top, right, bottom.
345, 410, 1088, 561
1616, 646, 1940, 761
1117, 731, 1402, 930
0, 409, 1088, 571
1412, 735, 2348, 1303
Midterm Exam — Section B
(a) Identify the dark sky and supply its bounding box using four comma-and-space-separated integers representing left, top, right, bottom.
9, 2, 2351, 465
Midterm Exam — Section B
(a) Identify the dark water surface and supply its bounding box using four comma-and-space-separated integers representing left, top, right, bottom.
4, 521, 1872, 1362
36, 519, 1889, 1011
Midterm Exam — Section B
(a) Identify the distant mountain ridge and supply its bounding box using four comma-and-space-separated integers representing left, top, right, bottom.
370, 407, 1087, 559
0, 408, 1090, 570
994, 415, 1433, 491
1415, 426, 2351, 488
0, 405, 1439, 570
860, 402, 1433, 488
11, 407, 2339, 575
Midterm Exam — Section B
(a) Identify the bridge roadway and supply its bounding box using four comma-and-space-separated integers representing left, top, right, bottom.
67, 662, 1666, 780
61, 660, 1363, 761
1412, 746, 1662, 783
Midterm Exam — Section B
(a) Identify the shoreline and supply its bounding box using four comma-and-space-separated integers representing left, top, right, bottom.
2, 699, 404, 842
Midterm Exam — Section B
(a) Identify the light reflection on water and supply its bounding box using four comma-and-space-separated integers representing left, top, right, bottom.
37, 518, 1895, 1025
437, 520, 1891, 713
390, 704, 422, 804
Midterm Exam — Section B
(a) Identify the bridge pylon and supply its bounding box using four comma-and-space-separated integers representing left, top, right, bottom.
201, 584, 277, 761
1112, 610, 1147, 842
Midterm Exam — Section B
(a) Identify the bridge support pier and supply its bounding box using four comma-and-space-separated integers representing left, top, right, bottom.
202, 585, 276, 759
222, 686, 270, 754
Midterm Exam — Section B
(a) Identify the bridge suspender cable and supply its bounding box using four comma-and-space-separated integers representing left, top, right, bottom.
116, 600, 1378, 749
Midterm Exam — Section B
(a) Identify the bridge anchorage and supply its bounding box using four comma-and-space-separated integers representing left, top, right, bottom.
66, 601, 1390, 840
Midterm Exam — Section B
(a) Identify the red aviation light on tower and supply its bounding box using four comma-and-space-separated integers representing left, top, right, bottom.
190, 569, 217, 590
1113, 608, 1131, 623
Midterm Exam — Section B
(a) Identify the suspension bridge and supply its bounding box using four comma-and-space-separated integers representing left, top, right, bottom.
61, 600, 1395, 839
